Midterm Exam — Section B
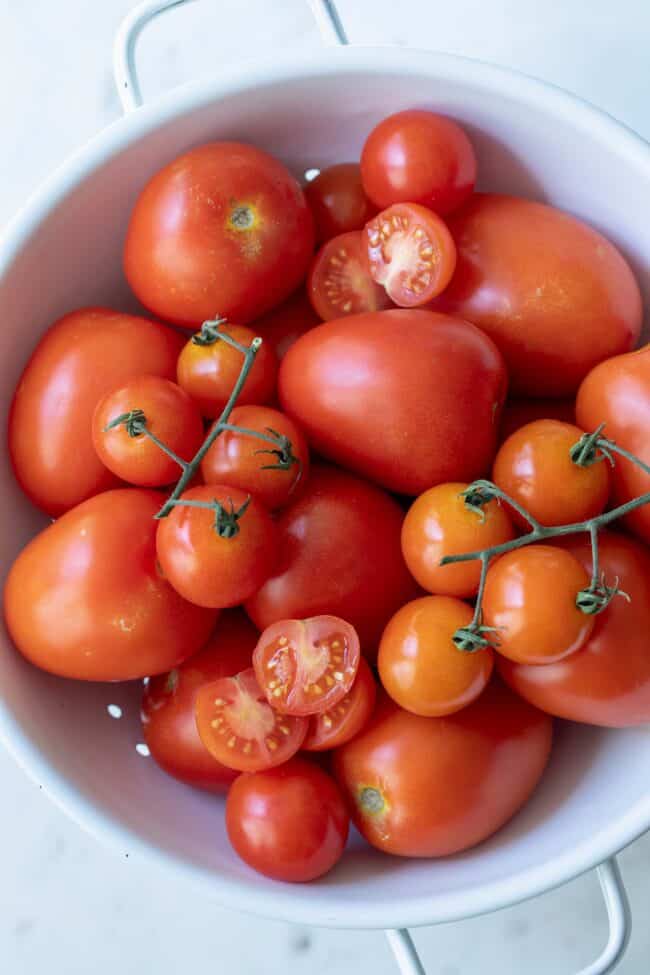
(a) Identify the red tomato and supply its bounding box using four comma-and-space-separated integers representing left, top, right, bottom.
364, 203, 456, 306
226, 758, 349, 882
307, 231, 392, 321
142, 610, 258, 792
124, 142, 314, 326
360, 109, 477, 215
252, 289, 321, 361
279, 309, 507, 495
195, 668, 307, 772
8, 308, 182, 516
303, 658, 377, 752
156, 484, 277, 609
333, 679, 552, 857
304, 163, 377, 243
3, 489, 216, 681
432, 194, 642, 396
500, 398, 576, 442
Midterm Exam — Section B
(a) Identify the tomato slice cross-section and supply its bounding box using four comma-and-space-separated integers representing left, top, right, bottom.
308, 231, 393, 320
303, 657, 377, 751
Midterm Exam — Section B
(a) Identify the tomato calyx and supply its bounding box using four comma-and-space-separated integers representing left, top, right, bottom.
575, 574, 630, 615
569, 423, 616, 469
191, 316, 231, 347
104, 408, 148, 438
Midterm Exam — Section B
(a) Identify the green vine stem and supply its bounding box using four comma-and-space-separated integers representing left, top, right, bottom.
104, 409, 190, 471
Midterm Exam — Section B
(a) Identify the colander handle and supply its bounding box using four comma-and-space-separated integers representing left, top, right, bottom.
385, 856, 631, 975
113, 0, 348, 113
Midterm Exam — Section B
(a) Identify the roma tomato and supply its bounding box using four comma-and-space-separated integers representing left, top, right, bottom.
499, 397, 576, 442
304, 163, 377, 243
333, 679, 552, 857
252, 289, 320, 361
8, 308, 183, 516
303, 658, 377, 752
124, 142, 315, 326
142, 610, 258, 792
226, 758, 349, 882
279, 309, 507, 495
3, 489, 216, 681
432, 194, 642, 396
245, 464, 419, 657
308, 231, 391, 320
360, 109, 477, 215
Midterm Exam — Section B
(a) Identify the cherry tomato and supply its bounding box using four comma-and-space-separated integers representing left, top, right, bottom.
360, 109, 477, 215
307, 231, 392, 321
252, 288, 321, 361
201, 405, 309, 510
226, 758, 349, 882
401, 481, 515, 597
8, 308, 183, 516
142, 610, 258, 792
303, 658, 376, 752
304, 163, 377, 243
500, 398, 576, 442
124, 142, 314, 326
279, 309, 507, 495
333, 679, 552, 857
245, 464, 419, 657
432, 194, 642, 396
364, 203, 456, 306
3, 489, 216, 681
483, 545, 594, 664
195, 667, 308, 772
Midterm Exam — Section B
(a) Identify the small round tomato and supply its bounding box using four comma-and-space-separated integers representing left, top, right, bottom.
361, 109, 477, 215
201, 405, 309, 510
253, 289, 320, 361
142, 610, 258, 792
499, 397, 576, 442
156, 484, 277, 608
303, 658, 376, 752
226, 758, 349, 882
364, 203, 456, 306
195, 667, 308, 772
401, 481, 515, 597
307, 231, 392, 321
493, 420, 610, 528
483, 545, 594, 664
378, 596, 493, 717
304, 163, 377, 243
253, 616, 360, 717
176, 321, 277, 418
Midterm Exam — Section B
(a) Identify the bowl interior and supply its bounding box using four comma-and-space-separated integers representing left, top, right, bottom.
1, 48, 650, 930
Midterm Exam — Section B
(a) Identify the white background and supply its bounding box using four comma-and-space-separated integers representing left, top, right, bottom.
2, 1, 650, 972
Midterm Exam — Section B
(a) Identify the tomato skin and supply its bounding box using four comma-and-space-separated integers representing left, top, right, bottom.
360, 109, 477, 215
500, 398, 576, 442
3, 489, 217, 681
303, 657, 377, 752
8, 308, 183, 516
142, 610, 258, 792
305, 163, 377, 243
226, 758, 349, 882
252, 289, 320, 361
431, 194, 642, 396
308, 231, 392, 321
279, 309, 507, 495
124, 142, 315, 327
333, 680, 552, 857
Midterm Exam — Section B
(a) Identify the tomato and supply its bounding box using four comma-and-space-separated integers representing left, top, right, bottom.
226, 758, 349, 882
307, 231, 392, 321
200, 405, 309, 510
576, 345, 650, 545
304, 163, 377, 243
303, 658, 376, 751
364, 203, 456, 306
156, 484, 277, 609
142, 610, 258, 792
253, 615, 360, 717
195, 667, 307, 772
333, 679, 552, 857
3, 489, 216, 681
431, 194, 642, 396
360, 109, 477, 215
245, 464, 418, 656
252, 288, 320, 361
500, 398, 576, 442
493, 419, 610, 528
401, 481, 514, 597
483, 545, 594, 664
8, 308, 183, 516
176, 321, 277, 418
279, 309, 507, 495
124, 142, 314, 327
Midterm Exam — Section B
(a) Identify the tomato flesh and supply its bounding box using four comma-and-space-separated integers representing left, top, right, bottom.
303, 657, 376, 751
308, 231, 392, 321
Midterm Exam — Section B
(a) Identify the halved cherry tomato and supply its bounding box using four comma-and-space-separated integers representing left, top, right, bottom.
195, 667, 308, 772
364, 203, 456, 306
302, 657, 376, 752
253, 616, 360, 717
304, 163, 377, 243
307, 231, 392, 321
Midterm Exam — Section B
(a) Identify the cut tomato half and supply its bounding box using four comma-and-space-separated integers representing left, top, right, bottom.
308, 231, 393, 321
303, 657, 377, 751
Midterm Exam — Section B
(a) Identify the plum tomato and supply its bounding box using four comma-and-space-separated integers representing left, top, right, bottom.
304, 163, 377, 243
307, 231, 392, 321
303, 658, 377, 752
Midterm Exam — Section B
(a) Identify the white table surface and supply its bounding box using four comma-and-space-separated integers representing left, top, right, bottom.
2, 2, 650, 972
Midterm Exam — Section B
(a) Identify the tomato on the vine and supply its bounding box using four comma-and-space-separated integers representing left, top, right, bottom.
305, 163, 376, 243
307, 231, 392, 320
303, 657, 376, 752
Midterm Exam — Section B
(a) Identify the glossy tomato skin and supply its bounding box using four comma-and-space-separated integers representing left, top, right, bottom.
431, 194, 642, 396
305, 163, 377, 243
252, 289, 320, 362
226, 758, 349, 882
8, 308, 183, 516
279, 309, 507, 495
142, 610, 258, 792
333, 680, 552, 857
308, 231, 392, 321
499, 398, 576, 442
245, 464, 419, 657
124, 142, 315, 327
303, 657, 377, 752
4, 489, 217, 680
